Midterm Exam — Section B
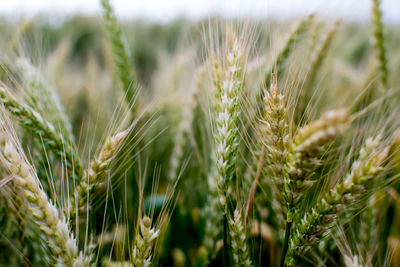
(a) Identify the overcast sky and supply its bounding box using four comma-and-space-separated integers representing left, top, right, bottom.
0, 0, 399, 24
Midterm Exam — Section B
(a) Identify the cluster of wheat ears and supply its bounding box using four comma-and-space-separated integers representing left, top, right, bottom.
0, 0, 399, 266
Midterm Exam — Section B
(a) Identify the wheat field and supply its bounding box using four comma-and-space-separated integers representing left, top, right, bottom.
0, 0, 400, 266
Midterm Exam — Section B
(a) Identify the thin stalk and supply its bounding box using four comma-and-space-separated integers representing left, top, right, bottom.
245, 146, 265, 226
257, 210, 263, 266
223, 214, 229, 267
279, 221, 292, 267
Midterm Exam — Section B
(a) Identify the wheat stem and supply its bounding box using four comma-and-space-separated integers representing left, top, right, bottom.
279, 221, 292, 267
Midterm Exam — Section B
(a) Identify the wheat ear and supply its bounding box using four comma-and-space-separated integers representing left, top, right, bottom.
296, 21, 340, 121
358, 193, 379, 260
6, 20, 33, 53
17, 59, 74, 142
278, 109, 349, 266
70, 129, 129, 222
167, 70, 201, 184
343, 255, 365, 267
261, 82, 290, 195
213, 37, 243, 213
262, 14, 314, 94
304, 21, 340, 89
101, 0, 137, 108
371, 0, 388, 88
285, 109, 349, 221
228, 208, 253, 267
133, 215, 160, 267
257, 81, 289, 237
0, 121, 86, 266
286, 136, 389, 266
0, 185, 52, 265
0, 86, 82, 180
203, 166, 222, 259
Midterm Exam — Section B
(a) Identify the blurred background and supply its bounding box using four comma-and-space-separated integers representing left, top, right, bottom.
0, 0, 400, 266
0, 0, 399, 23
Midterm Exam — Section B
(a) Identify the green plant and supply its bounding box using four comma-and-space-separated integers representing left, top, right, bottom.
0, 0, 399, 266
